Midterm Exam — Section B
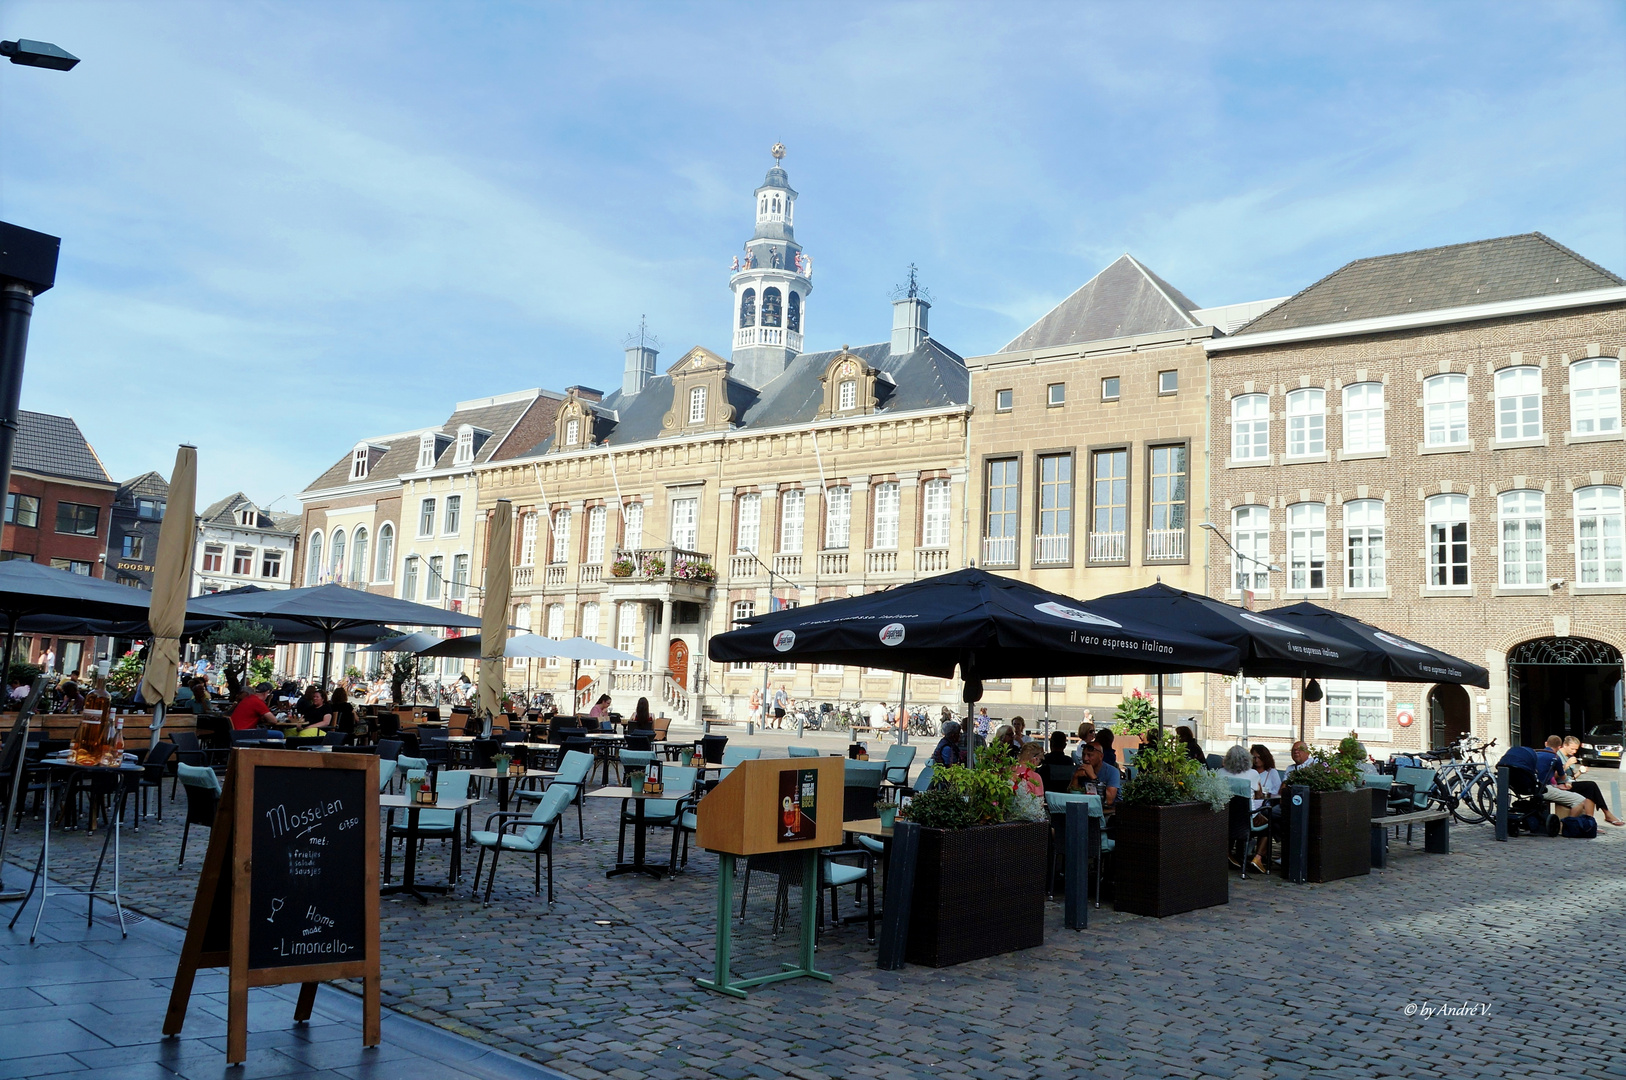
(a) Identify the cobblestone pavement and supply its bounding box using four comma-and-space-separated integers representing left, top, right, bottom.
5, 761, 1624, 1080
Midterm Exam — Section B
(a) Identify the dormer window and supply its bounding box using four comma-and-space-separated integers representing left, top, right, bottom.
455, 425, 475, 465
237, 509, 255, 527
838, 380, 857, 411
350, 447, 370, 480
689, 385, 707, 424
565, 418, 580, 446
418, 433, 436, 470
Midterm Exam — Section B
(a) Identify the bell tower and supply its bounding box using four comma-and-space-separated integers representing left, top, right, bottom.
729, 143, 813, 388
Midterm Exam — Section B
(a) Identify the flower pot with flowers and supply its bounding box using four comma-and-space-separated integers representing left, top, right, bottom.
1280, 736, 1371, 883
897, 742, 1049, 966
1108, 689, 1158, 752
610, 557, 635, 578
639, 553, 667, 578
1111, 733, 1233, 917
672, 558, 717, 583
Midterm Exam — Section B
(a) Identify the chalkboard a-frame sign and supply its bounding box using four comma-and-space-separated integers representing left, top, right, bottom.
163, 749, 380, 1064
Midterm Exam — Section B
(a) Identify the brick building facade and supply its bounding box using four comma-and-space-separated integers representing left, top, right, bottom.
1204, 235, 1625, 753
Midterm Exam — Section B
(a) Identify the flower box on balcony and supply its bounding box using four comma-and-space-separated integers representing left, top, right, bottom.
610, 559, 634, 578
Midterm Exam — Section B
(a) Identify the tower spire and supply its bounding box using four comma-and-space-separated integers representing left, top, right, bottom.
728, 144, 812, 388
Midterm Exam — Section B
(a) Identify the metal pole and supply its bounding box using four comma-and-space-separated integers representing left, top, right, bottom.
1043, 679, 1050, 739
0, 283, 37, 517
896, 671, 909, 747
1157, 673, 1165, 734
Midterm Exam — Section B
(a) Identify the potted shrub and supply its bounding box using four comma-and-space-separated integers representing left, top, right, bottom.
610, 557, 635, 578
1112, 735, 1233, 917
640, 553, 667, 578
898, 743, 1048, 966
1281, 736, 1370, 883
1107, 689, 1158, 753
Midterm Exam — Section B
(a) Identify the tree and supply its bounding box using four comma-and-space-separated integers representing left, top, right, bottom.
200, 620, 276, 694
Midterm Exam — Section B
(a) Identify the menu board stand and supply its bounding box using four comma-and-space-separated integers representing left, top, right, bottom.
163, 749, 380, 1064
693, 757, 843, 998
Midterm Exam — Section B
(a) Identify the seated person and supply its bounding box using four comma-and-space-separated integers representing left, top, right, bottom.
1042, 730, 1074, 771
1280, 740, 1311, 777
1176, 725, 1205, 763
991, 724, 1017, 755
172, 680, 195, 712
1536, 737, 1597, 820
293, 687, 335, 736
1041, 731, 1079, 792
931, 720, 964, 767
1076, 741, 1120, 809
588, 693, 613, 719
1561, 736, 1624, 826
1013, 742, 1045, 798
1094, 728, 1117, 766
229, 682, 276, 730
1071, 721, 1096, 763
1010, 716, 1030, 747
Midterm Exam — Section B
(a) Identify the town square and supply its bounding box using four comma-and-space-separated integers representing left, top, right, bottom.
0, 4, 1622, 1080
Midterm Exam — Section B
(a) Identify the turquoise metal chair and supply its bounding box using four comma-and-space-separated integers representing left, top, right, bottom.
880, 744, 917, 786
786, 745, 820, 758
397, 755, 429, 794
1226, 775, 1271, 878
176, 763, 220, 868
384, 769, 472, 886
470, 782, 574, 905
619, 765, 698, 871
717, 746, 762, 783
516, 749, 593, 840
618, 748, 656, 785
376, 758, 397, 792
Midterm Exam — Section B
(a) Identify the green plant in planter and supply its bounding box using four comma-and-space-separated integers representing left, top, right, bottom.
610, 557, 635, 578
1118, 730, 1228, 812
1111, 689, 1158, 736
903, 786, 978, 830
1284, 736, 1365, 792
935, 740, 1018, 824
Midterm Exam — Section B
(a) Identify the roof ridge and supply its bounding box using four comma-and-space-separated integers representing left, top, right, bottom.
1124, 254, 1200, 327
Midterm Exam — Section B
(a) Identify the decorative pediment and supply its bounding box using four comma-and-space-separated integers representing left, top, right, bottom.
663, 347, 738, 434
817, 347, 882, 419
551, 391, 605, 452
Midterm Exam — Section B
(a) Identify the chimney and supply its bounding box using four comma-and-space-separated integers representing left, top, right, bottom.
891, 295, 930, 355
566, 385, 604, 403
622, 344, 656, 397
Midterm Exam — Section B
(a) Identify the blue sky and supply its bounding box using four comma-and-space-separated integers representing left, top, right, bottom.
3, 1, 1622, 508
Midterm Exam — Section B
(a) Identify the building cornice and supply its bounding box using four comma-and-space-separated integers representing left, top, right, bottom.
11, 467, 117, 492
1205, 286, 1626, 353
968, 326, 1217, 369
297, 477, 399, 504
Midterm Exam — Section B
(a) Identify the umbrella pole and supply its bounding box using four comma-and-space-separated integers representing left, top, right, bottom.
1299, 677, 1306, 744
1, 618, 16, 688
319, 633, 333, 691
897, 672, 909, 747
1043, 680, 1050, 739
1157, 673, 1164, 734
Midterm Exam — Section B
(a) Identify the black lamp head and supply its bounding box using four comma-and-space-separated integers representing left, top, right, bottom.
1303, 678, 1324, 703
2, 39, 80, 71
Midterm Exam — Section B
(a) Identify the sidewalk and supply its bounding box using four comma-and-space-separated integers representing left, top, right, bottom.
0, 884, 569, 1080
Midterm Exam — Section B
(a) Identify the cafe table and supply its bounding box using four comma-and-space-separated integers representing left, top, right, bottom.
585, 787, 677, 879
467, 767, 555, 813
379, 793, 477, 904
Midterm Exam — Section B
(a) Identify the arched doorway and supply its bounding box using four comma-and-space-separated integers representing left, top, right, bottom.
1506, 637, 1624, 749
1427, 684, 1471, 749
668, 639, 689, 689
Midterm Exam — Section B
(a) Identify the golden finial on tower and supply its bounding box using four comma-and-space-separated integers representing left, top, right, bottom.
770, 142, 786, 163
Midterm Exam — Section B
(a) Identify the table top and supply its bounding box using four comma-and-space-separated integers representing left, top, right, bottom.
39, 756, 144, 774
445, 735, 477, 743
380, 794, 477, 811
583, 732, 623, 740
843, 818, 894, 839
467, 767, 556, 779
587, 786, 681, 800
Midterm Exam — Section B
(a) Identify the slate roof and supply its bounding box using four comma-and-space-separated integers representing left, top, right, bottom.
200, 492, 297, 533
1001, 255, 1200, 353
522, 338, 970, 455
14, 410, 113, 486
1232, 233, 1625, 336
115, 471, 169, 503
303, 392, 550, 493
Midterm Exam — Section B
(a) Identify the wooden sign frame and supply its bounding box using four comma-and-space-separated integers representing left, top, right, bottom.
163, 748, 380, 1064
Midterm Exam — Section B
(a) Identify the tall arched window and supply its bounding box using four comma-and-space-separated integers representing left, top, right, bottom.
519, 512, 538, 566
1426, 494, 1469, 586
1231, 505, 1269, 590
1495, 366, 1542, 440
306, 532, 323, 584
1424, 374, 1468, 446
1342, 382, 1385, 452
1570, 357, 1621, 434
1285, 389, 1324, 457
580, 601, 600, 650
1286, 502, 1325, 591
1499, 490, 1544, 586
1231, 394, 1269, 461
329, 529, 346, 580
689, 385, 707, 424
760, 287, 782, 327
374, 523, 394, 582
350, 527, 369, 584
545, 604, 565, 668
738, 288, 756, 328
550, 509, 571, 565
787, 291, 801, 332
1344, 500, 1384, 590
1575, 485, 1624, 585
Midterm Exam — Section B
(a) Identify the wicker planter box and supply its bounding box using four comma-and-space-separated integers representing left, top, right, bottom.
1112, 801, 1229, 918
906, 820, 1047, 967
1303, 788, 1371, 883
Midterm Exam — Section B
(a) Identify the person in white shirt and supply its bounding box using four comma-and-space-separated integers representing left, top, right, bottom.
868, 699, 889, 732
1280, 740, 1311, 778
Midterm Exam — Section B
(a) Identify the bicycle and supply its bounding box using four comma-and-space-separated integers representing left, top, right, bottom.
1415, 737, 1498, 824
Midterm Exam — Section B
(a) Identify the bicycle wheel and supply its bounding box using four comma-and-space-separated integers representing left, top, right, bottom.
1465, 772, 1499, 823
1446, 775, 1489, 824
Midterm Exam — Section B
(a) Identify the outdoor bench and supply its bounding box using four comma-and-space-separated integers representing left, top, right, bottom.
1370, 808, 1450, 869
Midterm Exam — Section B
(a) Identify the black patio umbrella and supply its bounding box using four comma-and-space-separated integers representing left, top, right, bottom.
0, 561, 155, 680
187, 583, 481, 687
1262, 602, 1490, 688
709, 568, 1244, 762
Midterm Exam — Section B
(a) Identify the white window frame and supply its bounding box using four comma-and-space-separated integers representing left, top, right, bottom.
417, 434, 436, 471
623, 502, 644, 551
1286, 388, 1325, 457
779, 489, 805, 553
455, 426, 474, 465
1287, 502, 1325, 591
1231, 505, 1269, 591
1498, 490, 1545, 587
374, 523, 393, 582
586, 505, 607, 564
1570, 357, 1621, 435
580, 602, 601, 660
443, 495, 461, 536
1495, 366, 1542, 441
1342, 382, 1385, 453
306, 532, 323, 584
616, 602, 643, 669
730, 600, 755, 671
1426, 494, 1470, 588
418, 498, 436, 538
1231, 394, 1269, 461
401, 555, 419, 601
872, 482, 900, 550
329, 529, 346, 580
350, 447, 369, 480
1047, 382, 1065, 406
1231, 677, 1294, 731
1574, 485, 1624, 586
565, 418, 580, 446
689, 385, 707, 424
545, 604, 565, 666
426, 555, 444, 602
1424, 374, 1469, 447
736, 493, 761, 554
922, 478, 951, 548
671, 497, 699, 550
838, 380, 856, 411
1325, 680, 1387, 733
449, 554, 469, 601
824, 486, 851, 549
350, 527, 369, 584
519, 512, 538, 566
1343, 500, 1385, 591
551, 509, 572, 565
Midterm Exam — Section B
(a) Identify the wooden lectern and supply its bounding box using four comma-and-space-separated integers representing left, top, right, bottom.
693, 756, 844, 997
